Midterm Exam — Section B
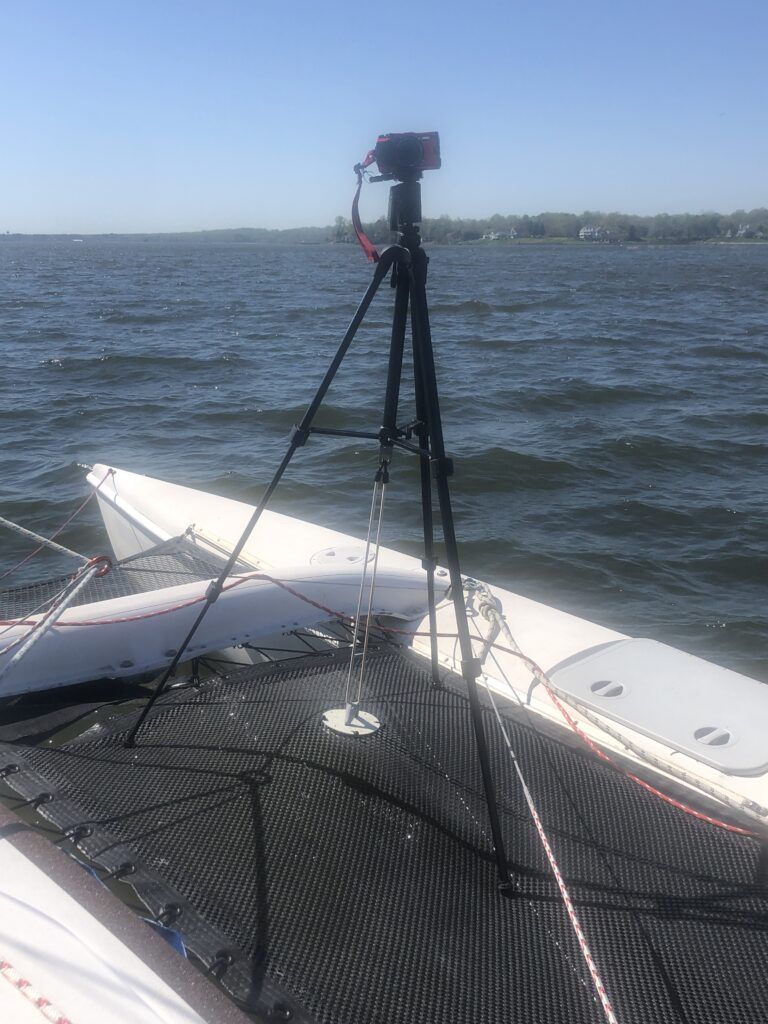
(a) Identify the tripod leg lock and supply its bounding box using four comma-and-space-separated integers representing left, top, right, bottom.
205, 579, 224, 603
430, 456, 454, 480
421, 555, 438, 572
461, 657, 483, 681
289, 424, 311, 447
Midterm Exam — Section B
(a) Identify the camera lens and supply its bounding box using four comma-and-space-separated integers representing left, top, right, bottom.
395, 135, 424, 167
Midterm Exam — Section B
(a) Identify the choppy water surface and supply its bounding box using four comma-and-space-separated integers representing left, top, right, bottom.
1, 239, 766, 680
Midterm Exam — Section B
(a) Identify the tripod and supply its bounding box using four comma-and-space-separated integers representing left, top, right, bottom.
125, 177, 514, 892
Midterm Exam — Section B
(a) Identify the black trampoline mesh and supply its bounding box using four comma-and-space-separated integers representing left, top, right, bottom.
0, 537, 226, 620
2, 648, 766, 1024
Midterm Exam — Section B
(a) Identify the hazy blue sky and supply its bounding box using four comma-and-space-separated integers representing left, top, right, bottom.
2, 0, 766, 232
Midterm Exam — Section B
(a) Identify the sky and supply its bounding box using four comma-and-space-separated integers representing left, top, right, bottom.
1, 0, 766, 233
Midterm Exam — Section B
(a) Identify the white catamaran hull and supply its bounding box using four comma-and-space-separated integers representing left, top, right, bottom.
0, 467, 449, 696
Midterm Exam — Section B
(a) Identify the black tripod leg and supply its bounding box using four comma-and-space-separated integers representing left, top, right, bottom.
410, 301, 441, 687
381, 262, 410, 440
125, 247, 405, 748
297, 247, 405, 441
408, 250, 514, 891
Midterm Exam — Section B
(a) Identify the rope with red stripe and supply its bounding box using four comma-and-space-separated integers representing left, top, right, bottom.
0, 956, 73, 1024
502, 644, 757, 837
383, 624, 760, 837
482, 680, 620, 1024
0, 569, 342, 632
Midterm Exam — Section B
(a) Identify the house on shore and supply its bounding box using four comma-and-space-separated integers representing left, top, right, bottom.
736, 224, 766, 239
482, 229, 517, 241
579, 225, 608, 241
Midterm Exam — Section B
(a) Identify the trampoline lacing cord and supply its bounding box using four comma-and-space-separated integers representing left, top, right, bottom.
343, 472, 387, 718
0, 468, 113, 584
0, 955, 73, 1024
481, 677, 620, 1024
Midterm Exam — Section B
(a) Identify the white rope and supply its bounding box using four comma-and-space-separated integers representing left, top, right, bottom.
0, 515, 88, 564
385, 677, 599, 1004
0, 562, 103, 686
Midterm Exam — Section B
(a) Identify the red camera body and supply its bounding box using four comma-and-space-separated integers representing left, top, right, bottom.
373, 132, 441, 177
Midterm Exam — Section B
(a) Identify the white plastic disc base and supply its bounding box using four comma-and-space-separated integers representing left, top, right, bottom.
322, 707, 382, 737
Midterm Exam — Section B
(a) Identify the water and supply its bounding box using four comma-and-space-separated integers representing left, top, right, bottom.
1, 239, 766, 680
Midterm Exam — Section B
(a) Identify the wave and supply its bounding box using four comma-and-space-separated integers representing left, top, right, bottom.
452, 445, 579, 491
38, 351, 246, 371
430, 295, 573, 316
694, 343, 767, 361
513, 379, 681, 412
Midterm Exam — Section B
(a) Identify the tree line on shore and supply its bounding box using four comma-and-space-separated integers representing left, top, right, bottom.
4, 208, 766, 245
336, 209, 768, 244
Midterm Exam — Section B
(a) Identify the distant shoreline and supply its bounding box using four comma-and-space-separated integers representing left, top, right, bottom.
2, 207, 767, 246
2, 233, 766, 246
1, 206, 768, 246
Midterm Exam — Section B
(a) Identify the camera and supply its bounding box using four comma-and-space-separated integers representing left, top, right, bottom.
373, 132, 441, 179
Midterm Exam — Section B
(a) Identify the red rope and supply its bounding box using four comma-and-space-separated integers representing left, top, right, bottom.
476, 639, 758, 838
0, 570, 346, 629
377, 625, 759, 838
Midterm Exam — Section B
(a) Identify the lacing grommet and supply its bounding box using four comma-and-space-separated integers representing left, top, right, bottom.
157, 902, 182, 924
210, 950, 234, 977
106, 861, 136, 880
268, 1003, 293, 1021
69, 824, 93, 843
